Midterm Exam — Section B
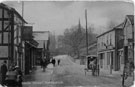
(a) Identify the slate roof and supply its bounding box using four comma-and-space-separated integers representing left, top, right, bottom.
97, 22, 123, 38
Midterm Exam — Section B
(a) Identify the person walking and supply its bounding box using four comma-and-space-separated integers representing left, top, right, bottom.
40, 58, 43, 68
52, 58, 56, 67
42, 58, 46, 72
58, 59, 60, 66
0, 60, 8, 86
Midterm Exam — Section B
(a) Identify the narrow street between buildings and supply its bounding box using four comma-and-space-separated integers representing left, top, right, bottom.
0, 2, 134, 87
22, 55, 133, 87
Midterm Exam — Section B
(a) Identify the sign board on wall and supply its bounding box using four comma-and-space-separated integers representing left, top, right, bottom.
21, 26, 33, 41
33, 31, 49, 40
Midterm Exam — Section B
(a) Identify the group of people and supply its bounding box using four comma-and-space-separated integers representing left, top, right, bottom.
0, 61, 23, 87
40, 57, 61, 72
51, 58, 61, 66
40, 58, 48, 72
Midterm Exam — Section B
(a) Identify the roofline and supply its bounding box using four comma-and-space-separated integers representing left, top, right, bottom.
12, 8, 27, 23
0, 3, 27, 24
0, 3, 11, 11
96, 28, 115, 38
96, 23, 124, 38
126, 15, 134, 25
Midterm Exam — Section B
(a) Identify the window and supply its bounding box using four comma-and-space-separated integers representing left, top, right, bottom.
121, 51, 124, 64
107, 52, 110, 65
4, 10, 9, 18
3, 32, 8, 43
4, 21, 10, 30
0, 9, 2, 18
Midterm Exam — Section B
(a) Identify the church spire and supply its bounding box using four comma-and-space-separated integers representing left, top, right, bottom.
78, 18, 81, 32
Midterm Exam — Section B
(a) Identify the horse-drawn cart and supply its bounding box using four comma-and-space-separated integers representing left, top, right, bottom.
84, 55, 100, 76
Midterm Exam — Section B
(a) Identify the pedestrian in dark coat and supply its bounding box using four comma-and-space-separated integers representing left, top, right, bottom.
0, 60, 7, 86
40, 58, 43, 68
52, 59, 56, 67
58, 59, 60, 65
42, 58, 46, 72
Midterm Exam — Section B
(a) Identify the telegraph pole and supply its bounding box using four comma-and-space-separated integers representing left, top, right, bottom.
85, 9, 88, 76
85, 9, 88, 55
22, 1, 24, 18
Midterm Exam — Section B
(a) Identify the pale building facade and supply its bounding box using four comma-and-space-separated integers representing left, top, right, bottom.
97, 23, 124, 72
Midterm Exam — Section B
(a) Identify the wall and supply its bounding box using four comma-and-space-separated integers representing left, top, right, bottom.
124, 18, 134, 61
0, 7, 11, 68
97, 30, 116, 71
97, 30, 115, 52
13, 13, 25, 72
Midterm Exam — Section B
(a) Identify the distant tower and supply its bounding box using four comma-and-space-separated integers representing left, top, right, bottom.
78, 18, 81, 33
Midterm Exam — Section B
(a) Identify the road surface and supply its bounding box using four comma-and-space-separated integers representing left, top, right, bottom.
22, 55, 133, 87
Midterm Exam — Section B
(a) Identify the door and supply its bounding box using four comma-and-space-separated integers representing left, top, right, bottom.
100, 53, 103, 68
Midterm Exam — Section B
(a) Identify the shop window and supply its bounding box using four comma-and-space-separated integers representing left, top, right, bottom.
100, 53, 104, 68
121, 51, 124, 64
107, 52, 110, 65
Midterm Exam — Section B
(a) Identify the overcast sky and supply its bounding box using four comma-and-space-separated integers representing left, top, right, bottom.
3, 0, 134, 35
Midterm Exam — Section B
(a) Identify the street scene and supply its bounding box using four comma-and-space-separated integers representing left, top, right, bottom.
0, 1, 134, 87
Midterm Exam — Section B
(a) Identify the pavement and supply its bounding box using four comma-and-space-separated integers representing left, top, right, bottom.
23, 63, 58, 87
22, 55, 134, 87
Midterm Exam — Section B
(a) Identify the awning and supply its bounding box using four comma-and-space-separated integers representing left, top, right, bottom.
26, 39, 39, 48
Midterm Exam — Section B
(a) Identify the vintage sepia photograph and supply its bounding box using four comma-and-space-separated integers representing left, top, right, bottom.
0, 0, 134, 87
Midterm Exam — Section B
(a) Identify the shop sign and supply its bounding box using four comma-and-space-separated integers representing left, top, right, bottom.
21, 26, 33, 41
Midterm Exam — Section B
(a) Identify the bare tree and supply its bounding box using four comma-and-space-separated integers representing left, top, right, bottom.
57, 24, 97, 58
